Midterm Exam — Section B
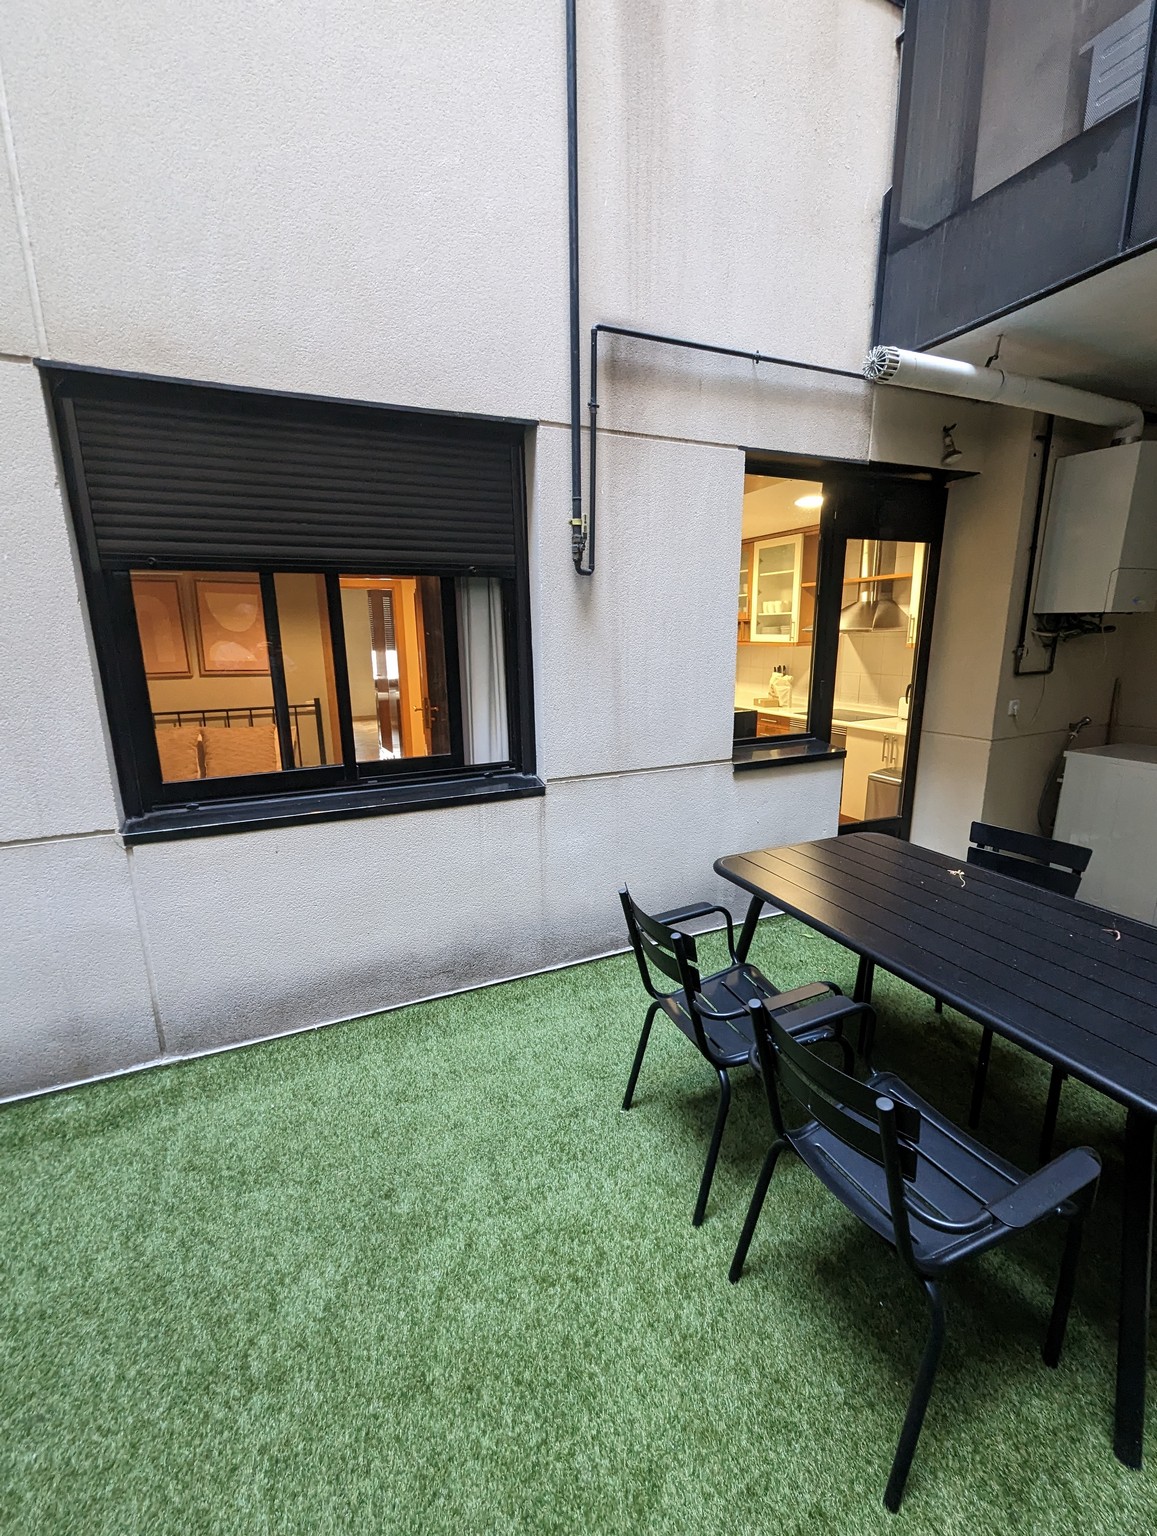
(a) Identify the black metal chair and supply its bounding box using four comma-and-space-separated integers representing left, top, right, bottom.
964, 822, 1092, 1161
618, 886, 863, 1226
730, 995, 1101, 1513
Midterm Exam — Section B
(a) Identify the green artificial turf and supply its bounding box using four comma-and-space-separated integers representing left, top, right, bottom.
2, 915, 1157, 1534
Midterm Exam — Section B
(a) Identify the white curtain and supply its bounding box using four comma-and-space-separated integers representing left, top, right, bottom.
456, 579, 509, 764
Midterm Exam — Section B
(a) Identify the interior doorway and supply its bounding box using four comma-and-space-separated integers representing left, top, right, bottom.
809, 476, 946, 836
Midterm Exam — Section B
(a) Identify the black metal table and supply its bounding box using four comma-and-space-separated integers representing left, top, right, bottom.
715, 831, 1157, 1469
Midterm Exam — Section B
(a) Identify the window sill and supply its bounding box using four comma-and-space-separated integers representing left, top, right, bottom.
121, 771, 546, 844
732, 738, 846, 772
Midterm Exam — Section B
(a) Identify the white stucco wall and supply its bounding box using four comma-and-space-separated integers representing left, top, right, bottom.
0, 0, 899, 1096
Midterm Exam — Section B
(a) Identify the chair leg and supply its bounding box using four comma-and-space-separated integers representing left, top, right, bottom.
854, 955, 875, 1005
729, 1139, 785, 1283
1039, 1067, 1067, 1165
968, 1027, 994, 1130
1044, 1202, 1089, 1368
933, 996, 943, 1015
693, 1069, 731, 1228
622, 1001, 660, 1111
837, 1031, 855, 1074
884, 1279, 946, 1514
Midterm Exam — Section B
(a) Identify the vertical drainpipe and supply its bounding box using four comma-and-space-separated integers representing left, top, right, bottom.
566, 0, 590, 573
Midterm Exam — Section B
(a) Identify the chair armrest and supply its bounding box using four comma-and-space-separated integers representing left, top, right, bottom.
988, 1147, 1102, 1230
764, 993, 871, 1039
654, 901, 716, 924
762, 982, 838, 1013
695, 983, 835, 1025
655, 902, 737, 957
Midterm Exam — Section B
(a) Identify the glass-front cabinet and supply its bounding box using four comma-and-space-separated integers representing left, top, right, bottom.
750, 533, 803, 643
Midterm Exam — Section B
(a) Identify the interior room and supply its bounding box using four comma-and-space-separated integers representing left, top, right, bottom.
734, 474, 924, 825
131, 570, 448, 783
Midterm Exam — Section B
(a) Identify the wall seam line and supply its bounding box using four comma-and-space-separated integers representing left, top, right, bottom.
0, 49, 47, 351
124, 845, 167, 1056
0, 828, 118, 851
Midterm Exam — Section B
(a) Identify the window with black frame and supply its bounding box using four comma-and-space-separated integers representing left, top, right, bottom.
47, 366, 537, 838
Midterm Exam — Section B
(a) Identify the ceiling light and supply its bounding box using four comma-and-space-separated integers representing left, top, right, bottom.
794, 493, 823, 509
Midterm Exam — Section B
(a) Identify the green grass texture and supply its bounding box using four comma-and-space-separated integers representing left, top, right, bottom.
2, 916, 1157, 1535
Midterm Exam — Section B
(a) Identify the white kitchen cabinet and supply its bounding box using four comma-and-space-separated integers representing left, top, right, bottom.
840, 721, 907, 821
750, 533, 803, 644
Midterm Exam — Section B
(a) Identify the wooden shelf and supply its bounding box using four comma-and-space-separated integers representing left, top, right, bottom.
800, 571, 912, 590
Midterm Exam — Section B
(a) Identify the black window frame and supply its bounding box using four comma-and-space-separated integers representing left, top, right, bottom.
44, 362, 542, 841
731, 451, 949, 809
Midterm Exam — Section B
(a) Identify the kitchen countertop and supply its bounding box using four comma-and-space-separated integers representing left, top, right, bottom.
738, 698, 907, 734
842, 714, 907, 738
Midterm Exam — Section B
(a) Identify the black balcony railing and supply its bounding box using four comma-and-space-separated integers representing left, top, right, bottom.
876, 0, 1157, 350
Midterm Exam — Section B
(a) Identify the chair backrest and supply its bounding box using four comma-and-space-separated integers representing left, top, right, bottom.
966, 820, 1091, 898
618, 886, 700, 1000
747, 996, 922, 1263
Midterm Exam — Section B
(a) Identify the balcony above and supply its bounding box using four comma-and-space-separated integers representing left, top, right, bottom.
876, 0, 1157, 354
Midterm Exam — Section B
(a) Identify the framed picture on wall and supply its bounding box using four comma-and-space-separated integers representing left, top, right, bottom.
130, 574, 191, 677
193, 577, 270, 675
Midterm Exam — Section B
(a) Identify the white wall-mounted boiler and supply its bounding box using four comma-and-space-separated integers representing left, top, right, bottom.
1036, 441, 1157, 615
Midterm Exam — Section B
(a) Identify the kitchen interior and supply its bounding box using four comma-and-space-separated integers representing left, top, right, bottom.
734, 474, 926, 824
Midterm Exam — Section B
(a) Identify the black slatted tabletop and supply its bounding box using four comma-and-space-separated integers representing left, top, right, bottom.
717, 832, 1157, 1119
715, 831, 1157, 1469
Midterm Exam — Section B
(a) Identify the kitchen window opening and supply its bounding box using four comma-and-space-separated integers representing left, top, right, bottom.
45, 365, 539, 839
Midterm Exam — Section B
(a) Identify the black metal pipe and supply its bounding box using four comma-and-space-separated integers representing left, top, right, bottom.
1120, 0, 1157, 252
1013, 415, 1059, 677
591, 324, 864, 379
586, 323, 599, 573
565, 0, 585, 573
583, 323, 865, 577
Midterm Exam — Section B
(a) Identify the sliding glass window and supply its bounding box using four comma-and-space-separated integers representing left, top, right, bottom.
48, 365, 536, 835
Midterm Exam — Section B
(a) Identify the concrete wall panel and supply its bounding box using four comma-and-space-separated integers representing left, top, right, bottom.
0, 1, 894, 1094
584, 0, 900, 371
0, 1, 569, 420
0, 362, 119, 841
130, 755, 840, 1059
0, 146, 39, 354
534, 426, 743, 781
909, 731, 991, 859
2, 835, 159, 1095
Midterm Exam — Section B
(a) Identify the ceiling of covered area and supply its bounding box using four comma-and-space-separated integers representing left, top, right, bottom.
741, 476, 823, 540
930, 245, 1157, 408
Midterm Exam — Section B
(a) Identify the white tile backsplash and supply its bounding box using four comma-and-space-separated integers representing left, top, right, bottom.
734, 627, 911, 716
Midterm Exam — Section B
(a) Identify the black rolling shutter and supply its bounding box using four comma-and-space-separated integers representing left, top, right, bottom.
49, 368, 523, 575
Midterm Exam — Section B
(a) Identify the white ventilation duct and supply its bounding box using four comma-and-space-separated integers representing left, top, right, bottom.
864, 345, 1144, 444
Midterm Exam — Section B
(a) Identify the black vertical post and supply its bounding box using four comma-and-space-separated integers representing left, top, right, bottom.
313, 696, 326, 765
566, 0, 586, 572
807, 486, 845, 745
1120, 0, 1157, 251
1115, 1107, 1156, 1467
324, 572, 358, 773
259, 572, 296, 770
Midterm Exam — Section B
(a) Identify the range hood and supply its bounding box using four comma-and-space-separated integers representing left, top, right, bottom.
839, 540, 904, 631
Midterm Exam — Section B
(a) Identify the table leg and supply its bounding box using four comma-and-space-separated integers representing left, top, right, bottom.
735, 897, 763, 963
854, 955, 875, 1005
1115, 1108, 1156, 1468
